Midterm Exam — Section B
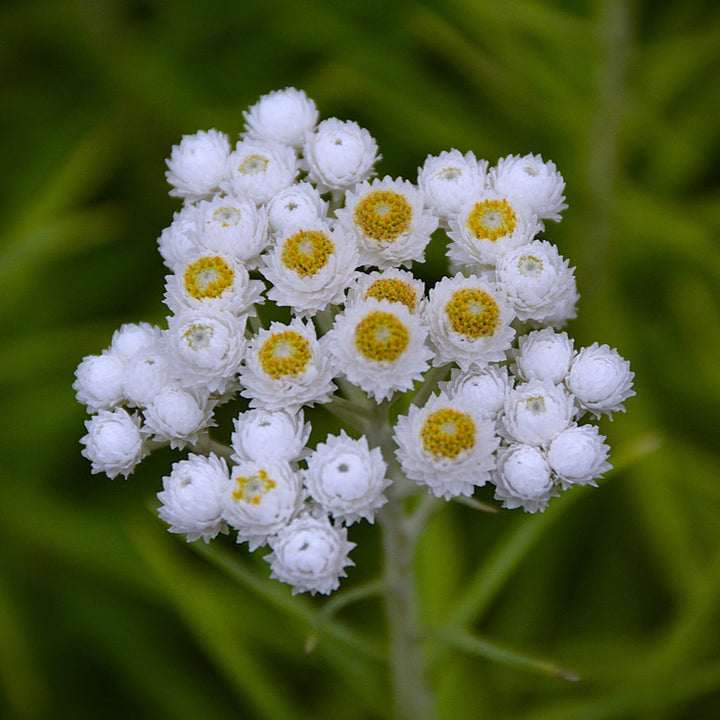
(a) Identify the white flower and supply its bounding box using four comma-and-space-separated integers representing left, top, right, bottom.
74, 351, 126, 412
394, 391, 500, 499
81, 408, 147, 479
489, 153, 567, 223
157, 206, 202, 270
418, 149, 487, 223
493, 444, 557, 513
231, 408, 311, 464
515, 328, 575, 384
303, 118, 380, 193
327, 298, 433, 402
261, 223, 358, 315
142, 385, 214, 450
223, 461, 304, 550
223, 139, 298, 205
495, 240, 579, 326
335, 176, 438, 268
266, 512, 355, 595
443, 364, 513, 420
346, 268, 427, 315
565, 343, 635, 418
239, 318, 336, 412
243, 87, 318, 148
547, 424, 611, 489
266, 182, 328, 236
502, 379, 576, 447
165, 129, 231, 201
303, 431, 389, 524
157, 453, 229, 542
123, 347, 174, 408
447, 191, 541, 269
110, 322, 162, 362
426, 273, 515, 370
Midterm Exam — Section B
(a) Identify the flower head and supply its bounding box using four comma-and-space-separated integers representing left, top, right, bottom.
243, 87, 318, 148
80, 408, 147, 479
493, 444, 557, 513
231, 408, 310, 464
165, 129, 230, 201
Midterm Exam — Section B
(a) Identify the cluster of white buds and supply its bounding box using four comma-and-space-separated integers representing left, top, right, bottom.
74, 87, 635, 595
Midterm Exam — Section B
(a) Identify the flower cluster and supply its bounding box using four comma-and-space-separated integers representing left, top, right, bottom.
74, 87, 635, 595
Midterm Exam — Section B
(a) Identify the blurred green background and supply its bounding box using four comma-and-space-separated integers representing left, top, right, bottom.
2, 0, 719, 718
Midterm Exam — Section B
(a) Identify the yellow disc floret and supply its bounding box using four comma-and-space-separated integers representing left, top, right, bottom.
281, 229, 334, 277
238, 154, 269, 175
354, 311, 410, 362
421, 408, 476, 459
517, 254, 544, 276
258, 330, 312, 379
466, 199, 517, 242
353, 190, 412, 242
183, 323, 214, 350
183, 256, 235, 300
445, 288, 500, 339
232, 468, 276, 505
364, 278, 417, 311
212, 206, 243, 227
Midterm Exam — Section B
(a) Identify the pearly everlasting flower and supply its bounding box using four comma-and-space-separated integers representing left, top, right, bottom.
165, 129, 231, 201
74, 351, 126, 412
327, 298, 433, 402
143, 385, 214, 449
223, 461, 304, 550
303, 118, 380, 193
231, 409, 310, 464
565, 343, 635, 418
261, 223, 358, 315
304, 431, 389, 524
346, 267, 427, 316
443, 364, 513, 421
157, 207, 202, 270
502, 379, 576, 447
157, 453, 229, 542
547, 424, 611, 489
110, 322, 163, 362
239, 318, 336, 412
394, 391, 500, 499
489, 153, 567, 223
123, 347, 174, 408
493, 444, 557, 513
336, 177, 438, 268
243, 87, 318, 148
81, 408, 147, 479
266, 511, 355, 595
495, 240, 578, 326
266, 182, 328, 236
426, 273, 516, 370
515, 327, 575, 384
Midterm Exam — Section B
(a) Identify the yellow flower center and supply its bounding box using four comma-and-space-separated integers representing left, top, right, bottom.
232, 468, 276, 505
445, 288, 500, 338
183, 323, 214, 350
364, 278, 417, 311
421, 408, 476, 459
524, 395, 546, 414
258, 330, 312, 379
438, 166, 462, 181
517, 254, 544, 276
212, 206, 242, 227
281, 229, 334, 277
466, 199, 517, 242
238, 154, 269, 175
353, 190, 412, 242
354, 311, 409, 362
183, 256, 235, 300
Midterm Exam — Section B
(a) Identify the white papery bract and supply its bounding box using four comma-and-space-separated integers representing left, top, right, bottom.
224, 461, 304, 550
336, 176, 438, 268
394, 392, 500, 499
303, 118, 380, 193
165, 129, 231, 201
110, 322, 162, 362
143, 385, 214, 450
548, 425, 611, 489
443, 364, 513, 421
493, 444, 557, 513
243, 87, 319, 148
346, 268, 427, 316
304, 431, 389, 524
157, 206, 202, 270
73, 351, 126, 412
123, 346, 174, 409
266, 182, 329, 236
80, 408, 147, 479
157, 453, 229, 542
565, 343, 635, 418
515, 327, 575, 384
231, 409, 310, 464
266, 511, 355, 595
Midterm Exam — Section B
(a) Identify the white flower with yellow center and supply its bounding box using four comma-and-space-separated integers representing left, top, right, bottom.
266, 182, 328, 236
81, 408, 148, 479
165, 129, 230, 202
493, 444, 557, 513
303, 118, 380, 193
143, 385, 215, 450
231, 408, 311, 464
394, 392, 499, 499
515, 327, 575, 384
157, 453, 229, 542
74, 351, 126, 412
239, 318, 336, 411
335, 176, 438, 268
426, 273, 515, 370
223, 139, 298, 205
243, 87, 319, 148
495, 240, 578, 326
565, 343, 635, 418
346, 268, 427, 316
327, 298, 433, 402
303, 431, 389, 524
266, 511, 355, 595
261, 223, 358, 315
223, 461, 304, 550
442, 364, 513, 421
547, 424, 611, 489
